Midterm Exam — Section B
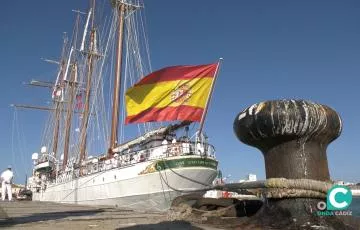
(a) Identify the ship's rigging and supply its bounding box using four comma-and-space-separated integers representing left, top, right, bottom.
12, 0, 157, 169
12, 0, 221, 179
10, 0, 221, 211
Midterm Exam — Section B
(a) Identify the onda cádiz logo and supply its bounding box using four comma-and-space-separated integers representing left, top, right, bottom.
316, 185, 353, 216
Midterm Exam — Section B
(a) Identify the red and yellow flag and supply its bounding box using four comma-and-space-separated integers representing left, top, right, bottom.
125, 63, 217, 124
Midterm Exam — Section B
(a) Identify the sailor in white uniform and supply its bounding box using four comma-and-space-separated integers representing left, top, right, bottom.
1, 165, 14, 201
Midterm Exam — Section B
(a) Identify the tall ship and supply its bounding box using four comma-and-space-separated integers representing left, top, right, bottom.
15, 0, 222, 211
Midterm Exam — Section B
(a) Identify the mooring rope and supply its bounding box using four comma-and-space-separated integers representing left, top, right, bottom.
159, 174, 333, 199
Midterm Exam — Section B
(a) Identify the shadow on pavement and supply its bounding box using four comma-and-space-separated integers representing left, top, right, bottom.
0, 208, 104, 227
117, 220, 205, 230
0, 206, 9, 219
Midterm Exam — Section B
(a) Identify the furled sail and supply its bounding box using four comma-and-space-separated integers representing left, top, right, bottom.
112, 121, 191, 153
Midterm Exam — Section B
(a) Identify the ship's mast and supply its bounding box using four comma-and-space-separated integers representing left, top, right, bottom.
79, 0, 97, 163
63, 11, 82, 169
109, 1, 126, 155
52, 102, 61, 157
63, 65, 78, 169
52, 35, 68, 158
109, 0, 141, 157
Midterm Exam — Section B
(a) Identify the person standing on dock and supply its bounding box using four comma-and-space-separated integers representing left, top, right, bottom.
1, 165, 14, 201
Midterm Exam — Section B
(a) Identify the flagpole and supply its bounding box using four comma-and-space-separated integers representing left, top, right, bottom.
198, 57, 223, 138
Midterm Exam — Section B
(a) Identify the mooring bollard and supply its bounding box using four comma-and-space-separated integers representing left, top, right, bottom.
233, 100, 356, 229
234, 99, 342, 181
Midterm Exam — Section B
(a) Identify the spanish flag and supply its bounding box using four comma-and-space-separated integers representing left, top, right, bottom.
125, 63, 218, 124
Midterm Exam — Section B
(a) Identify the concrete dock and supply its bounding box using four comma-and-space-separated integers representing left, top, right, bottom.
0, 201, 223, 230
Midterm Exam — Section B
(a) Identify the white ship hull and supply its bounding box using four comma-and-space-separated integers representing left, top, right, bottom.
31, 156, 217, 211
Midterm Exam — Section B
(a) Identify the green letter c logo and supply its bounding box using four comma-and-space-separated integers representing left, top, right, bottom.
327, 185, 352, 210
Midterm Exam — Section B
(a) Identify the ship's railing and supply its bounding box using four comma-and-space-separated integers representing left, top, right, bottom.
35, 154, 58, 166
108, 140, 213, 161
115, 140, 215, 162
50, 141, 216, 184
33, 153, 59, 178
86, 141, 216, 172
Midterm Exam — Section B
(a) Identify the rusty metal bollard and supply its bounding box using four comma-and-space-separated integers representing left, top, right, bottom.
234, 100, 342, 181
232, 100, 358, 229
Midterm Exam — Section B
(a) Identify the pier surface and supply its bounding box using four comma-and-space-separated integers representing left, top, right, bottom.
1, 200, 358, 229
0, 201, 222, 230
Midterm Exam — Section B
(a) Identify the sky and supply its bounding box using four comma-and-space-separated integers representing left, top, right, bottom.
0, 0, 359, 184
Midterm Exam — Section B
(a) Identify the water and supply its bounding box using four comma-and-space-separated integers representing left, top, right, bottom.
351, 197, 360, 216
